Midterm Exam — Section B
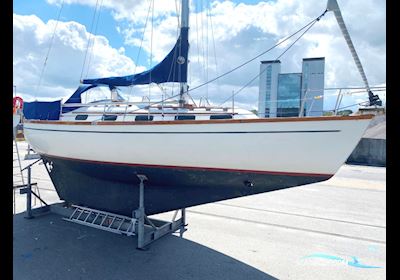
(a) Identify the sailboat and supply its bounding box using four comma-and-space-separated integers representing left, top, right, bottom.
23, 0, 375, 216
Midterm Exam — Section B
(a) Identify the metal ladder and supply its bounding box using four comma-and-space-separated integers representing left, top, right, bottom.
13, 138, 25, 185
58, 175, 187, 249
13, 133, 25, 214
64, 205, 137, 236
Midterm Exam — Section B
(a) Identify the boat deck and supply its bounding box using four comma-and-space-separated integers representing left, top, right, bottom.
13, 141, 386, 280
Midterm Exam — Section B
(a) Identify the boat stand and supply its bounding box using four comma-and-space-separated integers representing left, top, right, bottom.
17, 158, 48, 218
19, 163, 187, 249
24, 144, 41, 160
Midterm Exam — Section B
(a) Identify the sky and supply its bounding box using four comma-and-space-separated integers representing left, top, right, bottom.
13, 0, 386, 112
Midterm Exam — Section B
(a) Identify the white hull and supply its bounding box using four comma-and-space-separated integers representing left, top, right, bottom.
24, 116, 372, 176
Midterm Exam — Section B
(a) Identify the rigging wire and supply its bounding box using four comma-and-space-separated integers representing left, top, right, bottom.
160, 0, 182, 104
160, 0, 184, 100
334, 100, 370, 111
324, 86, 386, 91
133, 0, 153, 76
195, 1, 201, 76
192, 1, 202, 103
35, 0, 65, 98
218, 10, 326, 106
85, 0, 104, 79
188, 10, 328, 94
128, 0, 153, 97
208, 3, 220, 100
106, 10, 329, 115
205, 0, 209, 100
175, 0, 181, 30
170, 0, 182, 97
200, 0, 207, 91
80, 0, 100, 82
148, 0, 155, 102
336, 88, 386, 95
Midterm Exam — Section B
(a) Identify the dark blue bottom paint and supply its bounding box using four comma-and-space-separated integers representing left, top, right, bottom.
43, 156, 331, 216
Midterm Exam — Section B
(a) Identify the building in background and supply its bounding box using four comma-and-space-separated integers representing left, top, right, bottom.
301, 58, 325, 117
277, 73, 302, 117
258, 60, 281, 118
258, 57, 325, 117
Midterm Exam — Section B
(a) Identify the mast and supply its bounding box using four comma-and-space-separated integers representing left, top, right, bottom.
327, 0, 382, 106
179, 0, 189, 107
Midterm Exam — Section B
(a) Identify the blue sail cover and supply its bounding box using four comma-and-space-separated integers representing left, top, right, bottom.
23, 100, 62, 120
65, 84, 98, 104
62, 84, 98, 113
82, 28, 189, 87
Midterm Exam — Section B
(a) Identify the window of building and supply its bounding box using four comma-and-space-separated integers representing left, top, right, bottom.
265, 65, 272, 110
277, 73, 302, 117
264, 108, 270, 118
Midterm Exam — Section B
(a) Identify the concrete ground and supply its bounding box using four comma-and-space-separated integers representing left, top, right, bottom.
13, 141, 386, 280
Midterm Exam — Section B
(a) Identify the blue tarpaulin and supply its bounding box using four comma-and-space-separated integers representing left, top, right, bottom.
23, 100, 62, 120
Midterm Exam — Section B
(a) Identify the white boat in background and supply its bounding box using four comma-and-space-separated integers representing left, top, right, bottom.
23, 0, 376, 216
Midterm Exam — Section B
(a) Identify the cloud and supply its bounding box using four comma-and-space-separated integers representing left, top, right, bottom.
15, 0, 385, 112
46, 0, 177, 24
114, 0, 386, 110
13, 13, 141, 101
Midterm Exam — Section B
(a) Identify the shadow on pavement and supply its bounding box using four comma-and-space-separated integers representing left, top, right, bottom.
14, 212, 277, 280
